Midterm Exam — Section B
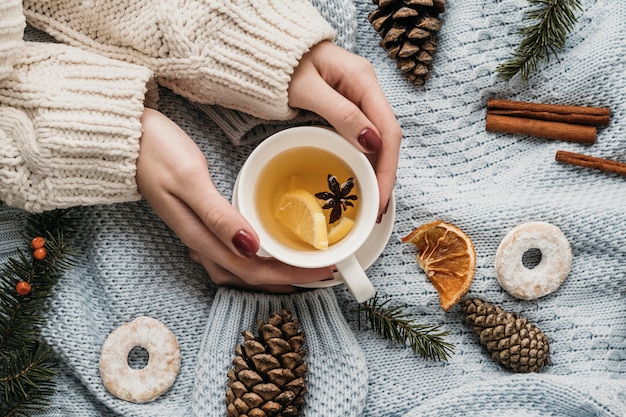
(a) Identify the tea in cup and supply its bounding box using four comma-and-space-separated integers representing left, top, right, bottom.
234, 126, 378, 302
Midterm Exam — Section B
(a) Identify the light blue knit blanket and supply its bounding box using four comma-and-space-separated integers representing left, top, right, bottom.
2, 0, 624, 415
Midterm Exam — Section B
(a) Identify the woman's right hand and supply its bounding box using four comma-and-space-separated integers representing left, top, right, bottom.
136, 108, 334, 292
288, 42, 403, 223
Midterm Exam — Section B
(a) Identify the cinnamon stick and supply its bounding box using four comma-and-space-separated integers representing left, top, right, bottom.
555, 150, 626, 176
486, 113, 597, 144
487, 99, 611, 126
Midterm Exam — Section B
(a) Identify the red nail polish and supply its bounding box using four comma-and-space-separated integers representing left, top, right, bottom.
358, 128, 382, 153
232, 229, 258, 258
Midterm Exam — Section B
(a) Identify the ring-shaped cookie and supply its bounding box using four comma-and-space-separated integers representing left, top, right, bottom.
99, 316, 181, 403
495, 221, 572, 300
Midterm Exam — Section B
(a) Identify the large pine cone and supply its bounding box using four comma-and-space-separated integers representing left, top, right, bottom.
226, 310, 308, 417
461, 298, 550, 373
368, 0, 446, 85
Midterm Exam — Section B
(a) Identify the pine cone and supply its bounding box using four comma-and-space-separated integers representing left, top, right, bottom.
368, 0, 446, 85
461, 298, 550, 373
226, 310, 308, 417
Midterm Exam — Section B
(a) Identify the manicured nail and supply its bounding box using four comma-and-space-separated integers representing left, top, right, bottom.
358, 128, 382, 153
376, 199, 391, 224
232, 229, 258, 258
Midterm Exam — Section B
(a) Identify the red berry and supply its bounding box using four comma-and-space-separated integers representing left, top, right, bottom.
33, 247, 47, 260
16, 281, 31, 296
31, 236, 46, 249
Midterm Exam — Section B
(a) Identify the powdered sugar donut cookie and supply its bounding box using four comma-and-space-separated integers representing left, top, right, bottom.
495, 221, 572, 300
99, 316, 181, 403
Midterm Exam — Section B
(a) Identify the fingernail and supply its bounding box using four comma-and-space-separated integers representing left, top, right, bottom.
358, 128, 382, 153
376, 199, 390, 224
232, 229, 258, 258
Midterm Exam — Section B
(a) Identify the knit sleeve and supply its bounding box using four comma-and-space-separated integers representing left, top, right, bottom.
0, 42, 158, 213
23, 0, 336, 121
0, 0, 25, 80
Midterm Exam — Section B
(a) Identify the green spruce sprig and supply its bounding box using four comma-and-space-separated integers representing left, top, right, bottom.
0, 210, 77, 417
360, 294, 454, 362
496, 0, 582, 83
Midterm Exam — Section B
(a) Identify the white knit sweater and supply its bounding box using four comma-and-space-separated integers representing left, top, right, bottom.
0, 0, 335, 213
22, 0, 336, 120
0, 0, 24, 80
0, 42, 157, 212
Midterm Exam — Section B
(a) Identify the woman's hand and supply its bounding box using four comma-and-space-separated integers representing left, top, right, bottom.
288, 41, 402, 221
136, 108, 334, 292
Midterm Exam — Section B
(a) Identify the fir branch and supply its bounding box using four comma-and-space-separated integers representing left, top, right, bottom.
360, 294, 454, 362
496, 0, 582, 83
0, 210, 76, 416
0, 343, 56, 416
0, 215, 76, 352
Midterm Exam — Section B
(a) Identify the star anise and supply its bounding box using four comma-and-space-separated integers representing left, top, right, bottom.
315, 174, 358, 224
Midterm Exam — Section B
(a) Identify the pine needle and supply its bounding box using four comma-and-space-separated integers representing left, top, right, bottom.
360, 294, 454, 362
0, 210, 76, 416
496, 0, 582, 83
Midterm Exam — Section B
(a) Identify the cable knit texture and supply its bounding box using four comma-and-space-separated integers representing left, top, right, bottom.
192, 288, 368, 416
0, 0, 25, 80
0, 0, 624, 416
0, 42, 157, 212
23, 0, 336, 120
196, 0, 358, 145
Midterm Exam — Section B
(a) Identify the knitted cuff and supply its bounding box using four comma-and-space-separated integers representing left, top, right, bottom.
23, 0, 336, 121
0, 0, 25, 80
0, 42, 157, 213
192, 287, 368, 417
194, 104, 327, 146
194, 0, 358, 145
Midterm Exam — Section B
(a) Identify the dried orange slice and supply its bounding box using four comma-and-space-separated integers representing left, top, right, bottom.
401, 220, 476, 311
274, 189, 329, 250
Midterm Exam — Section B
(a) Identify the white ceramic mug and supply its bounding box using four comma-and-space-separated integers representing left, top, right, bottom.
233, 126, 378, 302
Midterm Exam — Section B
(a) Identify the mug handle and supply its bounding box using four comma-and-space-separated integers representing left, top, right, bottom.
335, 255, 376, 303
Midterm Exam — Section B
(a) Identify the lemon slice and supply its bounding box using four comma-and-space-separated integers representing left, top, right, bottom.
327, 216, 355, 245
274, 189, 328, 250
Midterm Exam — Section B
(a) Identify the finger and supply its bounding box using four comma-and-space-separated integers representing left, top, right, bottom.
289, 45, 402, 215
139, 109, 261, 259
153, 182, 336, 287
181, 179, 262, 258
153, 191, 335, 285
289, 65, 380, 154
189, 249, 297, 293
371, 152, 396, 220
189, 246, 335, 287
293, 74, 399, 215
328, 54, 401, 216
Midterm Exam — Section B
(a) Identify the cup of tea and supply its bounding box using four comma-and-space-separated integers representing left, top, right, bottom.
233, 126, 378, 302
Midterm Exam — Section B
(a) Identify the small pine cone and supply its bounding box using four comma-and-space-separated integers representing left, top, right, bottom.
461, 298, 550, 373
368, 0, 446, 85
226, 310, 308, 417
